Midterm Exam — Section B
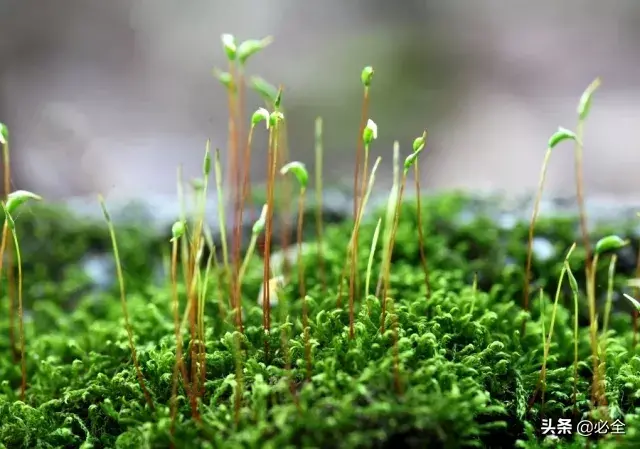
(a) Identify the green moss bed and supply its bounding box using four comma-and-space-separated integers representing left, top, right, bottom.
2, 192, 640, 448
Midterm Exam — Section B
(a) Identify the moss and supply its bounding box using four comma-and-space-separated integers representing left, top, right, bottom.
1, 192, 640, 448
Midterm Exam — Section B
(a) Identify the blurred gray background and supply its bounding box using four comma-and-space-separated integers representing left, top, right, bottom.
1, 0, 640, 205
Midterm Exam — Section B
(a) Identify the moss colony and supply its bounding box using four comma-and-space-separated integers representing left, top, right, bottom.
2, 36, 640, 449
0, 192, 639, 449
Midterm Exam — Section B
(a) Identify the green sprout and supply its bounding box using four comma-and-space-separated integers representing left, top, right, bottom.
262, 106, 285, 352
586, 234, 628, 408
533, 242, 576, 411
237, 37, 273, 66
362, 119, 378, 145
169, 219, 191, 438
221, 33, 237, 61
346, 116, 379, 328
403, 131, 426, 175
213, 69, 236, 92
342, 155, 382, 337
0, 189, 41, 401
98, 195, 155, 411
594, 235, 628, 255
251, 108, 270, 128
280, 161, 308, 191
361, 66, 374, 87
380, 138, 424, 333
280, 161, 311, 380
523, 126, 579, 328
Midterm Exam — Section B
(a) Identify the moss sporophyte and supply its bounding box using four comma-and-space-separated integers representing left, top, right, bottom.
2, 44, 640, 449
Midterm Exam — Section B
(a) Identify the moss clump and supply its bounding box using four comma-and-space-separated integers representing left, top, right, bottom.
1, 192, 640, 448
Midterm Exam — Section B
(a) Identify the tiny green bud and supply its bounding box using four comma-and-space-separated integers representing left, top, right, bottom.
577, 77, 601, 121
548, 127, 579, 149
191, 178, 204, 191
623, 293, 640, 312
280, 161, 308, 190
213, 69, 235, 92
250, 77, 279, 106
6, 190, 42, 215
594, 234, 628, 255
269, 111, 284, 128
170, 220, 186, 242
221, 34, 237, 61
412, 130, 427, 153
252, 108, 270, 128
362, 119, 378, 145
0, 122, 7, 145
237, 36, 273, 66
252, 204, 268, 235
203, 141, 212, 176
361, 66, 374, 87
403, 152, 420, 174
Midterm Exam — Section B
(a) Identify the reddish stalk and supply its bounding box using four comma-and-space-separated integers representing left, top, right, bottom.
228, 65, 243, 324
344, 89, 370, 309
414, 162, 431, 298
279, 127, 293, 278
262, 121, 279, 360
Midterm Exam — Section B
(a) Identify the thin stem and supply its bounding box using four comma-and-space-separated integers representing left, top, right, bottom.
262, 121, 280, 359
522, 148, 553, 335
231, 70, 247, 334
575, 120, 591, 268
238, 234, 259, 285
297, 189, 311, 382
0, 221, 15, 360
213, 149, 231, 291
414, 160, 431, 298
278, 120, 293, 279
349, 87, 369, 309
314, 117, 327, 294
381, 174, 407, 334
170, 238, 192, 437
10, 227, 26, 400
1, 140, 16, 361
99, 196, 155, 411
587, 254, 607, 411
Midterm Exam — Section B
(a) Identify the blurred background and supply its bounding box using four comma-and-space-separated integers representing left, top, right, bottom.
1, 0, 640, 204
